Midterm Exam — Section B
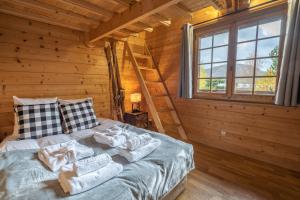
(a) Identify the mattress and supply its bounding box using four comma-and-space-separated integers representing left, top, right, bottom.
0, 119, 194, 200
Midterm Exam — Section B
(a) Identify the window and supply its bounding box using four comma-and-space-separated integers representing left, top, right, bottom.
235, 17, 282, 95
194, 9, 286, 103
197, 30, 229, 93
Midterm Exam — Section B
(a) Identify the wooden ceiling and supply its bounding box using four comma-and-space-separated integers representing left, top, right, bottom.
0, 0, 238, 43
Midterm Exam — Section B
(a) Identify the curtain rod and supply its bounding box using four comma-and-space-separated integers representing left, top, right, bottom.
192, 0, 283, 27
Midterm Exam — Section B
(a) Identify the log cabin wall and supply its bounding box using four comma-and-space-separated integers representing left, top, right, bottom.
0, 13, 111, 141
117, 35, 145, 113
145, 5, 300, 199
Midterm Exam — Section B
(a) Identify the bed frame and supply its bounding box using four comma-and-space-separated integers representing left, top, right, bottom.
161, 176, 187, 200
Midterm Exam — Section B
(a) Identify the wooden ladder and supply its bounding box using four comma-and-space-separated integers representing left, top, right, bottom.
124, 41, 187, 140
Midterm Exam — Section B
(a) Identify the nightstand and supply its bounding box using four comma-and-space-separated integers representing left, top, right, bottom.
124, 112, 148, 129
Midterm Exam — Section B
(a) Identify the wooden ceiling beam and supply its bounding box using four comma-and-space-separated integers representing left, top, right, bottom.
88, 0, 182, 43
152, 13, 172, 26
175, 3, 193, 15
9, 0, 99, 26
0, 2, 88, 31
119, 28, 139, 37
57, 0, 113, 20
210, 0, 226, 10
111, 0, 136, 7
134, 21, 154, 32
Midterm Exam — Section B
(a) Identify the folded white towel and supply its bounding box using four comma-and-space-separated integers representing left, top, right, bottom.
38, 140, 94, 172
119, 138, 161, 162
93, 126, 133, 147
73, 153, 112, 177
125, 133, 152, 151
94, 133, 127, 147
59, 161, 123, 195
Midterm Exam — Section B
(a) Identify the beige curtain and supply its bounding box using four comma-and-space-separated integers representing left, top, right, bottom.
179, 23, 193, 99
275, 0, 300, 106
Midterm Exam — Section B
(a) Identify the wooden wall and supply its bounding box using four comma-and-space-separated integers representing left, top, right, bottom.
0, 13, 111, 140
146, 3, 300, 173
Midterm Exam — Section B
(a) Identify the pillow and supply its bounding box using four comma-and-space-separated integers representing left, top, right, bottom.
12, 96, 58, 137
59, 99, 99, 134
13, 96, 58, 105
15, 103, 62, 140
58, 97, 92, 105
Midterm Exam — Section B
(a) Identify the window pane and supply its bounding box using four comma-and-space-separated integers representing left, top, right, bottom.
254, 77, 276, 95
213, 31, 229, 46
199, 64, 211, 78
238, 25, 257, 42
256, 58, 278, 76
212, 62, 227, 78
235, 60, 254, 77
257, 37, 279, 58
213, 46, 228, 62
200, 36, 212, 49
236, 41, 256, 60
199, 49, 212, 64
234, 78, 253, 94
211, 79, 226, 92
258, 18, 281, 39
198, 79, 211, 91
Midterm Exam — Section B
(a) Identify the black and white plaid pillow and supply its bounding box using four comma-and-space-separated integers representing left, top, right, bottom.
15, 103, 62, 140
59, 99, 99, 133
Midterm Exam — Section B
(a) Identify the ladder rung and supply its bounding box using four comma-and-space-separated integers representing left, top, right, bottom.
145, 81, 162, 84
157, 108, 174, 112
139, 66, 155, 71
133, 53, 152, 60
152, 95, 168, 98
164, 124, 182, 129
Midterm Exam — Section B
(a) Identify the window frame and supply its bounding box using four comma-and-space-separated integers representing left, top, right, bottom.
193, 24, 232, 99
192, 6, 287, 103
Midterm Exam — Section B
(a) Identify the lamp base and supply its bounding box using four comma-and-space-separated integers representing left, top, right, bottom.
132, 103, 141, 113
132, 109, 141, 113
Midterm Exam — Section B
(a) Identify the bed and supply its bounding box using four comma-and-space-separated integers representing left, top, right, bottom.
0, 118, 194, 200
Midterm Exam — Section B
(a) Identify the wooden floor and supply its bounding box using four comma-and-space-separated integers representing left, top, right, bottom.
177, 170, 268, 200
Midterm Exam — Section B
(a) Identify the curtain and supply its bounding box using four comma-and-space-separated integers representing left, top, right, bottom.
179, 23, 193, 99
275, 0, 300, 106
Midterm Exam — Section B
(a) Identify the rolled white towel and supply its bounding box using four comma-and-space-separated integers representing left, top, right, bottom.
94, 132, 127, 147
38, 140, 94, 172
59, 161, 123, 195
73, 153, 112, 177
119, 138, 161, 162
125, 133, 152, 151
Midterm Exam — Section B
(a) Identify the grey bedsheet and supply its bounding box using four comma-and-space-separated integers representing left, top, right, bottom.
0, 124, 194, 200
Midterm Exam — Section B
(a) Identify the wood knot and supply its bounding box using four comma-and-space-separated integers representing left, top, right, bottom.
16, 58, 21, 63
55, 48, 59, 52
40, 45, 45, 48
23, 39, 27, 42
15, 47, 20, 52
2, 85, 6, 95
39, 36, 43, 40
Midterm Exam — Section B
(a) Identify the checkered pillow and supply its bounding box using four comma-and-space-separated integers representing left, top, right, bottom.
15, 103, 62, 140
59, 99, 99, 133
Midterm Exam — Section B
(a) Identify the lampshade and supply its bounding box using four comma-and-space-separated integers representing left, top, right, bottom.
130, 93, 141, 103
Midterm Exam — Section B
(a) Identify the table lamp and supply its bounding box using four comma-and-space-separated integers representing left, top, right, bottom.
130, 93, 141, 113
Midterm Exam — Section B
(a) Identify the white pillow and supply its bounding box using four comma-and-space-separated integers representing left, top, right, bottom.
13, 96, 58, 105
12, 96, 58, 137
58, 97, 93, 105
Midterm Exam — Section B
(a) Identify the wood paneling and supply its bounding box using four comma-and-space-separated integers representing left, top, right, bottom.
144, 3, 300, 195
180, 154, 300, 200
192, 143, 300, 200
0, 13, 111, 141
